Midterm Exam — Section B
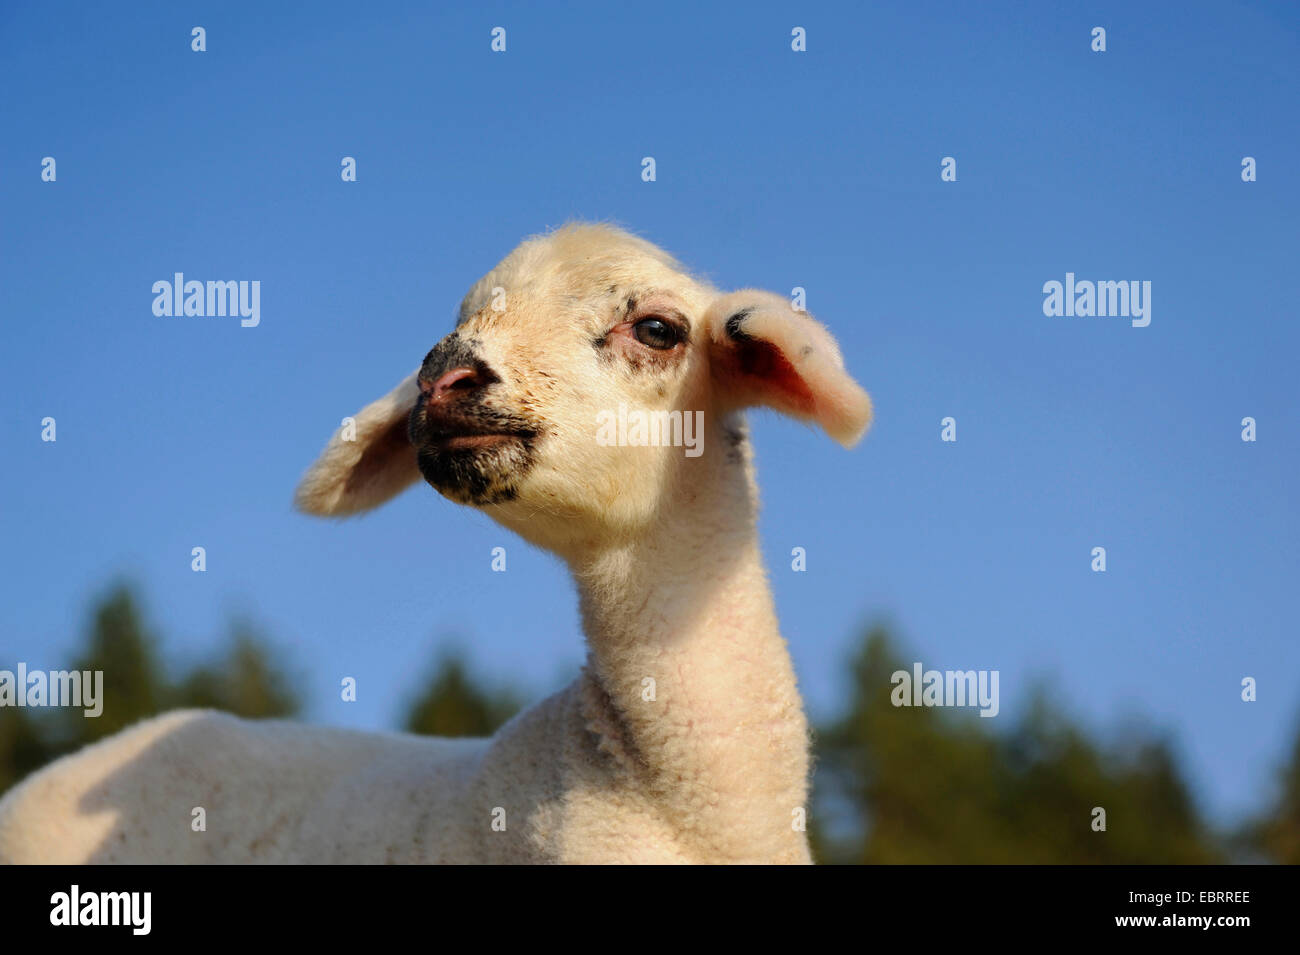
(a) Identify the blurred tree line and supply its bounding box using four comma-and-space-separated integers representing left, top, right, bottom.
0, 586, 300, 795
0, 586, 1294, 863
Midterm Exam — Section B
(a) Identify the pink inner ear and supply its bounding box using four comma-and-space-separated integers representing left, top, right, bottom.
721, 337, 817, 415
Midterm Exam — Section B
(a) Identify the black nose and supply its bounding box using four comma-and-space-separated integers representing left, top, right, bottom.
416, 337, 498, 408
419, 365, 490, 405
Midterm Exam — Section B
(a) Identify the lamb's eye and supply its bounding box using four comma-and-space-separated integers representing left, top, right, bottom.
632, 317, 678, 350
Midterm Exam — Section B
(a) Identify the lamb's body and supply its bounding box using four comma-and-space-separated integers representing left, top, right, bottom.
0, 679, 697, 864
0, 670, 786, 864
1, 710, 487, 863
0, 223, 868, 864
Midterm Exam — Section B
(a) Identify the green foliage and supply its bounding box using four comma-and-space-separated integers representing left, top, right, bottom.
172, 622, 301, 720
403, 649, 521, 738
812, 626, 1222, 864
0, 707, 49, 796
1240, 718, 1300, 864
62, 585, 164, 743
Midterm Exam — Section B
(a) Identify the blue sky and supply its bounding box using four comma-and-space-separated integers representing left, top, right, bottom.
2, 1, 1297, 825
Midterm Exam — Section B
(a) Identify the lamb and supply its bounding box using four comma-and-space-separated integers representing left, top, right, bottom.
0, 223, 871, 864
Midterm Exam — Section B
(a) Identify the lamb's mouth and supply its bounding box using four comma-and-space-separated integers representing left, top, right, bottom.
409, 408, 537, 505
428, 432, 527, 451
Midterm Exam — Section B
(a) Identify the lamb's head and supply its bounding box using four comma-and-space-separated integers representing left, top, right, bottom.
295, 222, 871, 552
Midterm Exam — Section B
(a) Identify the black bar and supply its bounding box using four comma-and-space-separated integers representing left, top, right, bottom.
0, 864, 1285, 940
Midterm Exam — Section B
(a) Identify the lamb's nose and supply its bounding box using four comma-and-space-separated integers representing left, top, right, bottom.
419, 366, 486, 404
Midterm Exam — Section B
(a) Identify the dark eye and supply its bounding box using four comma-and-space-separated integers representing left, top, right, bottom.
632, 317, 679, 350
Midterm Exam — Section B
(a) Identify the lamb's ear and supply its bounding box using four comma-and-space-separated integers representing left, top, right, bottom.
706, 290, 872, 447
294, 371, 422, 516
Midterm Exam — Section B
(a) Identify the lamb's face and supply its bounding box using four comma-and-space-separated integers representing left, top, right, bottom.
294, 223, 871, 551
409, 226, 720, 541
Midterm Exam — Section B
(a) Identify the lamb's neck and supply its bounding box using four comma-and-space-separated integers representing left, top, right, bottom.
569, 468, 811, 861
